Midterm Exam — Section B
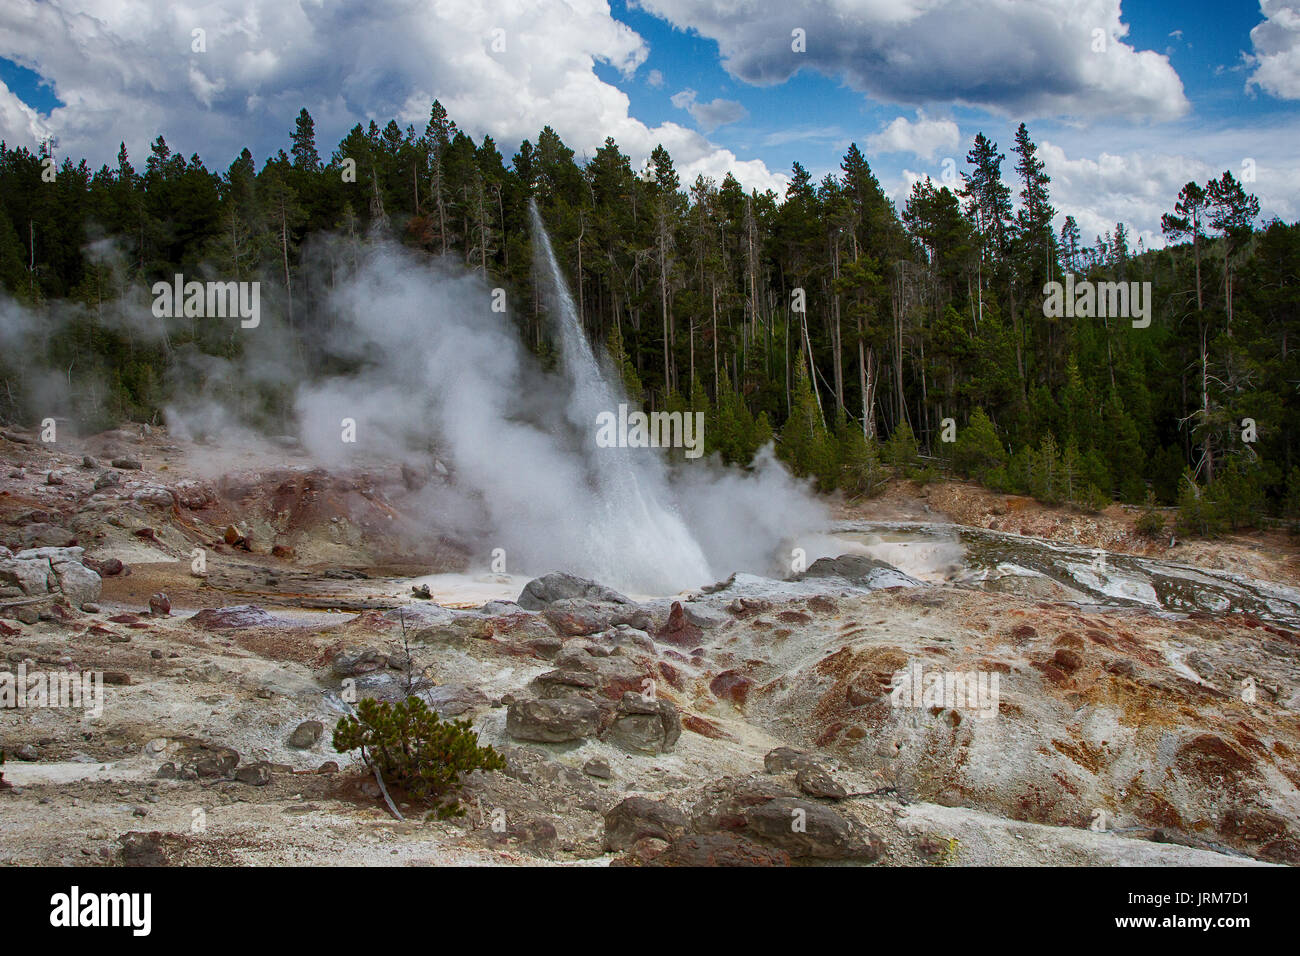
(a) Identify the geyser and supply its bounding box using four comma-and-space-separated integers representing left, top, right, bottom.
160, 214, 828, 595
529, 199, 713, 592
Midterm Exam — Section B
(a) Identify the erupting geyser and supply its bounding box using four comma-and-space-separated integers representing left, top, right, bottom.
528, 200, 713, 593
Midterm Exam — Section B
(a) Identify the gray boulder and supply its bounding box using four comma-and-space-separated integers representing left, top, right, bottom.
604, 692, 681, 755
331, 646, 387, 677
799, 554, 921, 589
52, 561, 102, 606
796, 766, 848, 801
287, 720, 324, 749
0, 558, 50, 596
763, 746, 823, 775
15, 546, 84, 562
517, 572, 632, 610
413, 614, 494, 644
743, 798, 881, 860
505, 697, 601, 743
603, 796, 690, 851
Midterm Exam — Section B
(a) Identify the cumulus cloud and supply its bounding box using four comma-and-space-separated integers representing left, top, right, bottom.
1247, 0, 1300, 99
0, 0, 786, 193
886, 118, 1300, 252
633, 0, 1189, 121
867, 111, 960, 161
0, 78, 50, 145
647, 68, 664, 87
670, 88, 749, 131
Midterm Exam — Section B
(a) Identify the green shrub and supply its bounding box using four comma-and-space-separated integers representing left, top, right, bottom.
951, 407, 1006, 484
333, 696, 506, 818
884, 420, 921, 475
1071, 483, 1110, 514
1176, 472, 1223, 538
837, 421, 888, 497
1134, 508, 1166, 538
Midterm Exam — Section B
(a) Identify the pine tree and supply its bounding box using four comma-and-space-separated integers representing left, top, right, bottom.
290, 108, 321, 170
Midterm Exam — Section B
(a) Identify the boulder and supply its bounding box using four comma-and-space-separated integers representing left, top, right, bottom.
682, 602, 730, 629
505, 697, 601, 743
656, 601, 704, 647
331, 646, 388, 677
796, 766, 848, 801
544, 646, 648, 700
799, 554, 921, 589
132, 486, 175, 507
421, 684, 489, 717
16, 524, 74, 549
52, 561, 102, 607
764, 747, 822, 775
710, 670, 755, 707
235, 762, 272, 786
413, 615, 494, 644
15, 546, 84, 562
287, 720, 324, 749
189, 605, 282, 630
0, 558, 50, 596
742, 798, 881, 860
517, 572, 632, 610
176, 742, 240, 778
604, 692, 681, 755
542, 598, 651, 636
534, 669, 600, 698
603, 796, 690, 851
84, 557, 124, 576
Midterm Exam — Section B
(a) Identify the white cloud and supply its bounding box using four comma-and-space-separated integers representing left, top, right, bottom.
1247, 0, 1300, 98
881, 120, 1300, 251
867, 111, 960, 161
647, 68, 664, 87
670, 88, 749, 131
0, 78, 50, 146
0, 0, 785, 193
634, 0, 1189, 121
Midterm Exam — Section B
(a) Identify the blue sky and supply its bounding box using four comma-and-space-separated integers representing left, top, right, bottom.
0, 0, 1297, 246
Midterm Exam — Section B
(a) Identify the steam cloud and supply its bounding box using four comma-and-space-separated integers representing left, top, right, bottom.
2, 222, 831, 596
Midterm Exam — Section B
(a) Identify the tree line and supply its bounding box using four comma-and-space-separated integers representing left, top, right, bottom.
1, 102, 1297, 533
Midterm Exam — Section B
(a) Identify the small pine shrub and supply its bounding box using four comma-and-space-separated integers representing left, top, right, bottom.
1134, 491, 1166, 538
1175, 472, 1224, 538
333, 696, 506, 818
1134, 509, 1166, 538
1072, 483, 1110, 514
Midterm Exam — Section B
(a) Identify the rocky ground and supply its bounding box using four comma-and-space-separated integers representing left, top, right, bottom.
0, 425, 1296, 866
